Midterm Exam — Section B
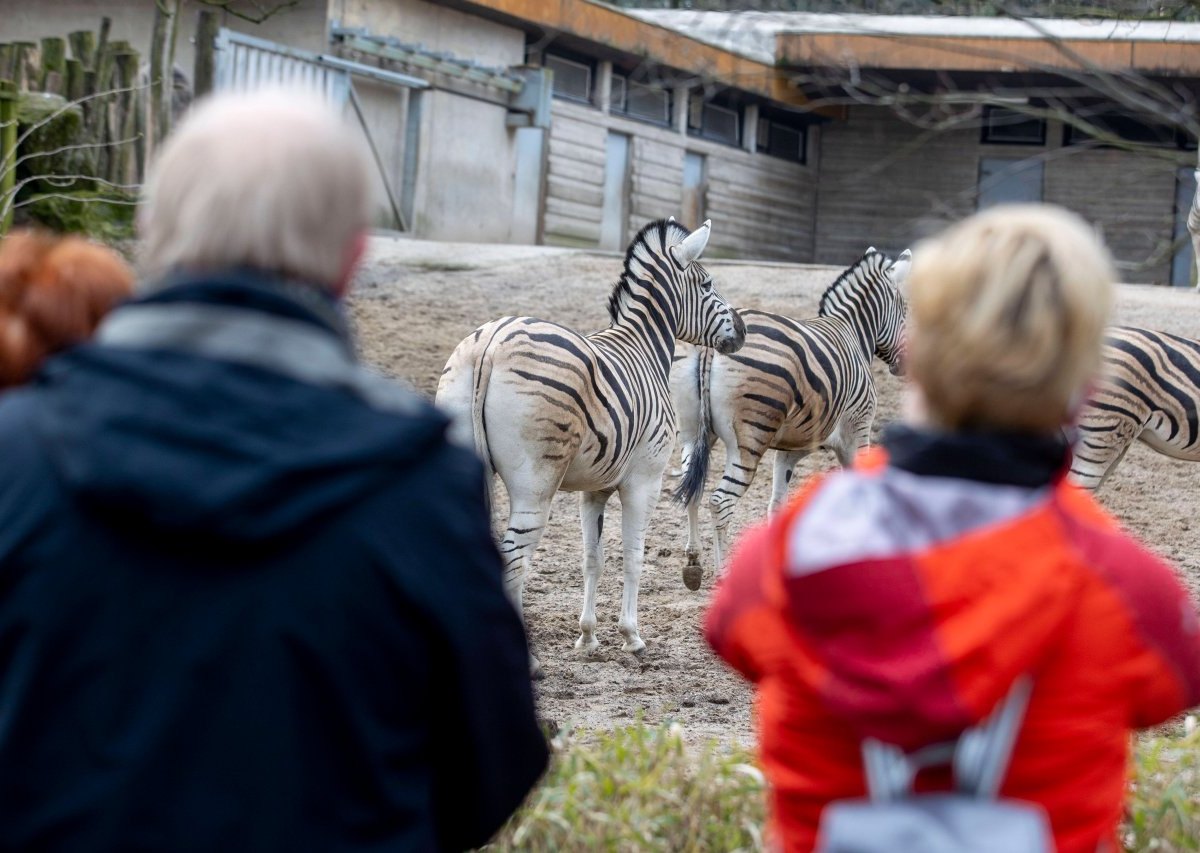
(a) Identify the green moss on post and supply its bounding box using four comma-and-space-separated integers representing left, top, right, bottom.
66, 59, 86, 102
16, 92, 85, 191
40, 37, 66, 94
21, 190, 137, 241
0, 80, 17, 235
0, 45, 13, 83
68, 30, 96, 70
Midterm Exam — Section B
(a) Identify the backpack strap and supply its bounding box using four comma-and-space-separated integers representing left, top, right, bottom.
954, 675, 1034, 798
861, 675, 1034, 803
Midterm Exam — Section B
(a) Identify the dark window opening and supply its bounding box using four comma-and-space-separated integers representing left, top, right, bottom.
610, 74, 671, 127
756, 110, 807, 163
544, 52, 593, 105
981, 105, 1046, 146
688, 93, 741, 147
1063, 110, 1182, 149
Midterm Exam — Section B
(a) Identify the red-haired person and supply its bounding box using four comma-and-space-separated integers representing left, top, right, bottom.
707, 204, 1200, 853
0, 229, 133, 387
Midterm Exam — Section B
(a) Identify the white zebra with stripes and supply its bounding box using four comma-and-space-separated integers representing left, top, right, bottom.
670, 248, 909, 587
1070, 326, 1200, 489
436, 219, 745, 674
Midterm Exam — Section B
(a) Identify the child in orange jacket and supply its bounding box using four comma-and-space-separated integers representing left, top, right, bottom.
706, 204, 1200, 853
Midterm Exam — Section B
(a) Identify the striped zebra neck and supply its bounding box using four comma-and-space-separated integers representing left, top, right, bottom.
604, 220, 689, 372
818, 251, 893, 360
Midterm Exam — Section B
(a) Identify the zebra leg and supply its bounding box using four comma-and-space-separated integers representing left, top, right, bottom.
768, 449, 809, 516
577, 489, 614, 654
616, 475, 660, 655
1071, 415, 1140, 490
709, 444, 764, 574
499, 493, 555, 678
682, 493, 703, 591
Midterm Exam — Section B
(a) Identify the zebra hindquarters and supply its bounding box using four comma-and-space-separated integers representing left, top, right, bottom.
1070, 404, 1143, 490
706, 353, 784, 577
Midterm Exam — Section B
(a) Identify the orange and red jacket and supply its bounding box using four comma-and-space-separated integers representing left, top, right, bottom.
706, 429, 1200, 853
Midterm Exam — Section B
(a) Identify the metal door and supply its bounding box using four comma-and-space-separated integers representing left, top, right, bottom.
682, 151, 706, 230
600, 132, 630, 251
1172, 166, 1197, 287
977, 157, 1044, 210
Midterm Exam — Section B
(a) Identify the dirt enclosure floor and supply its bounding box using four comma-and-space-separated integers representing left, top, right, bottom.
350, 234, 1200, 747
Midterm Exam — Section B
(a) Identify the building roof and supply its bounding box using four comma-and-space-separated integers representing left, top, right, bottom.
443, 0, 813, 105
629, 10, 1200, 76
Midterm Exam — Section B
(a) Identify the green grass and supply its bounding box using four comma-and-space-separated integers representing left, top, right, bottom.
485, 721, 764, 852
485, 718, 1200, 852
1126, 718, 1200, 852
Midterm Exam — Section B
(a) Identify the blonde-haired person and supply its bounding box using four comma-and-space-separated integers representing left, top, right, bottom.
0, 89, 545, 852
0, 229, 133, 387
706, 204, 1200, 853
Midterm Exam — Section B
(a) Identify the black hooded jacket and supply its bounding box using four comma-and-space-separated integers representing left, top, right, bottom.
0, 270, 547, 852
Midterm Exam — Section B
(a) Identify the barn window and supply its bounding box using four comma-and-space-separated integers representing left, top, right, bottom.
544, 53, 593, 104
610, 76, 671, 126
981, 105, 1046, 146
756, 112, 807, 164
688, 94, 740, 147
1062, 109, 1179, 148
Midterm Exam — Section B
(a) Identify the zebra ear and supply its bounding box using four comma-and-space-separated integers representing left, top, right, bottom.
866, 246, 877, 254
671, 219, 711, 269
888, 249, 913, 288
668, 216, 676, 223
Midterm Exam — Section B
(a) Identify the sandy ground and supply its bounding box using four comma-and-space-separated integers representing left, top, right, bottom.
349, 233, 1200, 747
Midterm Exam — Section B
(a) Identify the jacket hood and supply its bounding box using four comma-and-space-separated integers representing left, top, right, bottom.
777, 427, 1081, 748
31, 270, 446, 543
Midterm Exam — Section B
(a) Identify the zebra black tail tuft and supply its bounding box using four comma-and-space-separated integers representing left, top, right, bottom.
672, 429, 711, 507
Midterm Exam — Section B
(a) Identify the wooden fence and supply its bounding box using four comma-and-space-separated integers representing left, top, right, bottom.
0, 20, 146, 235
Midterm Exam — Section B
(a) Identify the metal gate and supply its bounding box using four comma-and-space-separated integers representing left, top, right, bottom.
215, 30, 351, 104
213, 29, 429, 231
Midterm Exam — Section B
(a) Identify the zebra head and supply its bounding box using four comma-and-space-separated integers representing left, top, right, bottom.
820, 248, 908, 376
667, 220, 746, 354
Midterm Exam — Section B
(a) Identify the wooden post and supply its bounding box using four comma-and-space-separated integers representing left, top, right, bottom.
193, 10, 220, 99
40, 37, 66, 93
112, 48, 140, 185
68, 30, 96, 69
0, 46, 13, 83
12, 43, 36, 91
66, 58, 86, 103
149, 0, 181, 152
0, 80, 17, 235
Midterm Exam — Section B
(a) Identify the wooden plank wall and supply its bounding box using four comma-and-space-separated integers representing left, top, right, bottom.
815, 105, 1185, 284
1044, 148, 1179, 284
543, 99, 817, 262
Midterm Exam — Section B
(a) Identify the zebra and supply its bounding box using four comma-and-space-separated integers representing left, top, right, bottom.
436, 219, 745, 674
671, 248, 909, 588
1070, 326, 1200, 489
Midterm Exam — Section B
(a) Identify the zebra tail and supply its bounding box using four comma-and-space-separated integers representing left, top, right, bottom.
673, 347, 714, 507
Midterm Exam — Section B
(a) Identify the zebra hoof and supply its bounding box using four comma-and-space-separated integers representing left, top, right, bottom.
623, 637, 647, 656
574, 634, 600, 654
682, 560, 703, 592
530, 654, 545, 681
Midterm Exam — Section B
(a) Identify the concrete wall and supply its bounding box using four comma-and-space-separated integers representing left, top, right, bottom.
815, 105, 1187, 283
4, 0, 331, 82
332, 0, 524, 67
334, 0, 526, 243
544, 99, 818, 261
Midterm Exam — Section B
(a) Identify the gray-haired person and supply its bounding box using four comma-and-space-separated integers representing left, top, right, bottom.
0, 89, 546, 852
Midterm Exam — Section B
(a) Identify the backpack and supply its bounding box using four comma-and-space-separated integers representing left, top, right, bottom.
816, 677, 1053, 853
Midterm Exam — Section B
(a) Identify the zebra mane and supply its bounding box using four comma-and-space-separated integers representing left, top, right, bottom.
607, 219, 693, 324
818, 250, 892, 319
